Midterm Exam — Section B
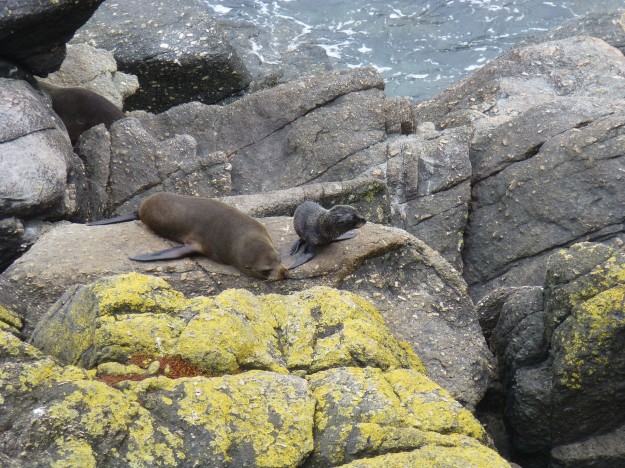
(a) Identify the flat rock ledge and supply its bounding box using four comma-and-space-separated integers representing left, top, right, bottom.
1, 217, 493, 408
0, 276, 509, 467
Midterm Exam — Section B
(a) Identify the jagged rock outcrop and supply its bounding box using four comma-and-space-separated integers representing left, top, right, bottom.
72, 0, 251, 112
0, 275, 508, 466
478, 242, 625, 467
1, 217, 493, 408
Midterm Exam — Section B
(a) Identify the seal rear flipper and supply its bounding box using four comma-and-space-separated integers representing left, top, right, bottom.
130, 244, 198, 262
289, 238, 304, 255
87, 213, 139, 226
332, 231, 357, 242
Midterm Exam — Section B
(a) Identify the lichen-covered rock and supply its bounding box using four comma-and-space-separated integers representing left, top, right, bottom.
32, 274, 423, 377
482, 242, 625, 466
307, 367, 489, 466
1, 329, 314, 467
340, 445, 510, 468
2, 276, 508, 466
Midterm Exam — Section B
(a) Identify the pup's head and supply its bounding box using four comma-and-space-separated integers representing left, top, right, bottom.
329, 205, 367, 231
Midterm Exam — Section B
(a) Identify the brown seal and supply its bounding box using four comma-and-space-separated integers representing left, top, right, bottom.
289, 200, 366, 269
37, 81, 125, 145
89, 192, 287, 281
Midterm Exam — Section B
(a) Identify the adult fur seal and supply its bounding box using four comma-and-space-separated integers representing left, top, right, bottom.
289, 201, 366, 269
37, 81, 125, 145
89, 192, 287, 281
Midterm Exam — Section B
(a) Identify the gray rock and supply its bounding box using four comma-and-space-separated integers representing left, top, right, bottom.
551, 422, 625, 468
387, 124, 472, 270
75, 117, 231, 221
72, 0, 251, 112
0, 78, 86, 268
415, 36, 625, 302
221, 176, 390, 224
134, 67, 386, 194
523, 11, 625, 54
0, 0, 104, 76
37, 43, 138, 109
3, 218, 493, 407
484, 243, 625, 466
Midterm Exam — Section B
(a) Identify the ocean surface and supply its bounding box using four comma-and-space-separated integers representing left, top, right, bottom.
204, 0, 624, 101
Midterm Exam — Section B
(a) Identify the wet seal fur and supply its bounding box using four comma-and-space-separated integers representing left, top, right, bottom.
88, 192, 287, 281
37, 81, 125, 145
289, 200, 366, 269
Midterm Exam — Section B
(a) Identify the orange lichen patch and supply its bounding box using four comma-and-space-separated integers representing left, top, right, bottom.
97, 354, 244, 387
97, 373, 146, 387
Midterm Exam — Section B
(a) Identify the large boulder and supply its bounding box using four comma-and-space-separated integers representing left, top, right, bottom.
2, 216, 493, 408
72, 0, 251, 112
1, 276, 509, 466
0, 78, 86, 270
415, 36, 625, 301
0, 0, 104, 76
479, 242, 625, 467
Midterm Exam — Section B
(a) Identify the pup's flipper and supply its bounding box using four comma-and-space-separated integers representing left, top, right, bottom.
288, 251, 316, 269
288, 243, 316, 269
290, 238, 304, 256
333, 231, 357, 242
130, 244, 198, 262
87, 213, 139, 225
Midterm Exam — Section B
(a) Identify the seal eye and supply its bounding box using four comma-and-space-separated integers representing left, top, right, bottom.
259, 269, 273, 278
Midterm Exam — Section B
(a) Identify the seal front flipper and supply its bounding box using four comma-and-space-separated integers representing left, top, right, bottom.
288, 244, 316, 269
130, 244, 198, 262
332, 232, 357, 242
290, 238, 304, 256
87, 213, 139, 226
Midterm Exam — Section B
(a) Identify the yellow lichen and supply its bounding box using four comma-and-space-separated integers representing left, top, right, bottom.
91, 273, 188, 316
0, 304, 22, 330
51, 437, 97, 468
556, 284, 625, 389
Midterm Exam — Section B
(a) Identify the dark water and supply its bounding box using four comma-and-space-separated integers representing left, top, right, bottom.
205, 0, 624, 101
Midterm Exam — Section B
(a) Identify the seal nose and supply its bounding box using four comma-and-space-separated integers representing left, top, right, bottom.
271, 265, 287, 281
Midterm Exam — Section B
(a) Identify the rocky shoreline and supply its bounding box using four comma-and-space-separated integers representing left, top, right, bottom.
1, 1, 625, 466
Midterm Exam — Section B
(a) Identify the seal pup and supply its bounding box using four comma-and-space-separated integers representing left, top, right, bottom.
37, 81, 125, 145
88, 192, 287, 281
289, 201, 366, 269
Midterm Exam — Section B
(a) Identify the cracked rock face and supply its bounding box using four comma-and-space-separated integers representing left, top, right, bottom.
415, 36, 625, 301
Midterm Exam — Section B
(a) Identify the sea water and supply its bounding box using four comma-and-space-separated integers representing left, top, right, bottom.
205, 0, 624, 101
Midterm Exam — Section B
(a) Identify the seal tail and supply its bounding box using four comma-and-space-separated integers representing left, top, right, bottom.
87, 212, 139, 226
